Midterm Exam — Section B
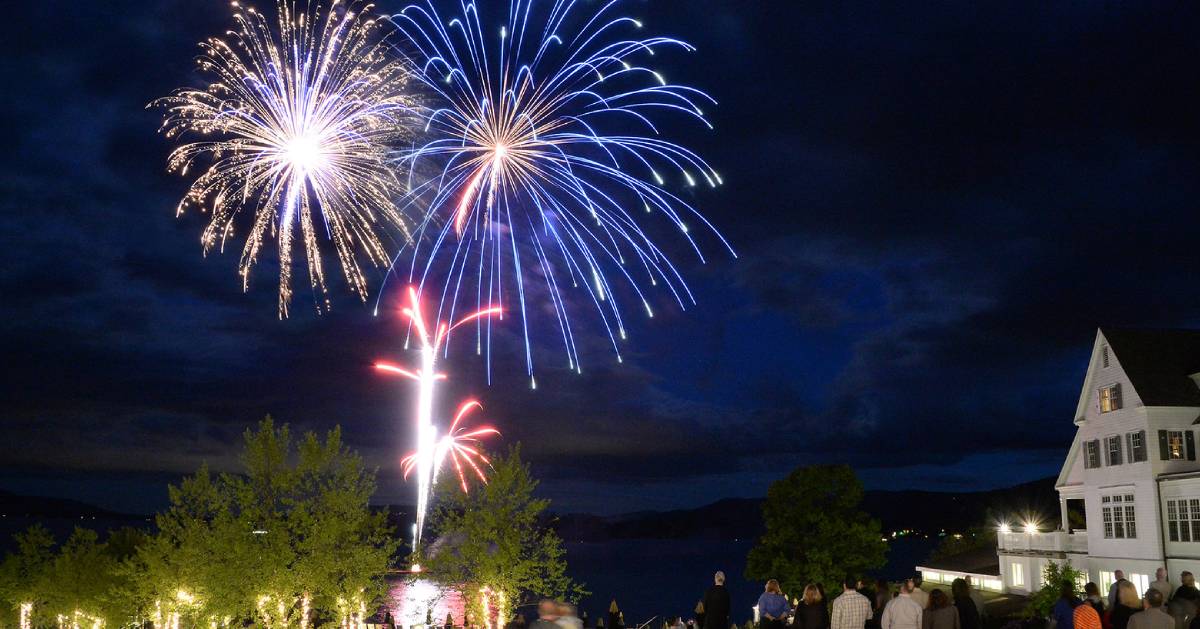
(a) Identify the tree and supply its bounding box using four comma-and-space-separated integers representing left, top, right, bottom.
420, 445, 586, 622
0, 525, 145, 629
1025, 561, 1086, 618
0, 524, 55, 627
43, 529, 117, 626
745, 465, 887, 595
927, 526, 996, 564
132, 417, 398, 628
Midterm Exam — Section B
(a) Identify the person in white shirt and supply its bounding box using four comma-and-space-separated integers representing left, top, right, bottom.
882, 581, 923, 629
1150, 567, 1172, 603
908, 577, 929, 610
555, 603, 582, 629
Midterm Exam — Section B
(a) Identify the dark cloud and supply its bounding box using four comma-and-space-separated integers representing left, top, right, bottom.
3, 0, 1200, 514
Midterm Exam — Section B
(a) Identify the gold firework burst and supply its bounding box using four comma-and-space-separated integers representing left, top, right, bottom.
156, 0, 416, 316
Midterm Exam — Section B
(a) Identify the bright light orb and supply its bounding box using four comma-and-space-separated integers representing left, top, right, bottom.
283, 133, 328, 173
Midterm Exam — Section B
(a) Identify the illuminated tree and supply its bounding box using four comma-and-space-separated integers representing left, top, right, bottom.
420, 446, 586, 622
0, 524, 55, 627
43, 529, 116, 624
745, 465, 887, 595
132, 417, 398, 627
0, 525, 144, 629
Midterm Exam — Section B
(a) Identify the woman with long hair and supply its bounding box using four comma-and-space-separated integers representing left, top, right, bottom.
758, 580, 791, 629
922, 590, 960, 629
795, 584, 828, 629
1110, 581, 1141, 629
950, 579, 979, 629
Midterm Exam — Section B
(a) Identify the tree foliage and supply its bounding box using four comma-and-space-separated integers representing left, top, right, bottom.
0, 525, 144, 629
0, 418, 395, 628
1025, 561, 1086, 618
420, 446, 585, 621
130, 417, 398, 627
0, 524, 56, 626
745, 465, 887, 596
928, 526, 996, 564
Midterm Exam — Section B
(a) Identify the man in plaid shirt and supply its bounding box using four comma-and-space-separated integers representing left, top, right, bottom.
832, 576, 874, 629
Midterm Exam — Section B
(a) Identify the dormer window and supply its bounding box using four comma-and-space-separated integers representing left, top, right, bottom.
1100, 384, 1122, 413
1102, 345, 1110, 368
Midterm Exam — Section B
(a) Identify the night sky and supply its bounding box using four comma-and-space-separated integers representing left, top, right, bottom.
3, 0, 1200, 516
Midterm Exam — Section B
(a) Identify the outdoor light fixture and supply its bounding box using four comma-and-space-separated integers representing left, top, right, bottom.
998, 522, 1011, 533
1024, 521, 1038, 533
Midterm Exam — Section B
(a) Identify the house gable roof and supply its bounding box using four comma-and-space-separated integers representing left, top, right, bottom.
1102, 327, 1200, 407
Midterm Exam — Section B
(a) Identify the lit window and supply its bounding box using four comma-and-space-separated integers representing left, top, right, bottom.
1100, 571, 1115, 591
1170, 432, 1186, 460
1011, 562, 1025, 587
1100, 384, 1122, 413
1102, 494, 1136, 539
1130, 574, 1150, 596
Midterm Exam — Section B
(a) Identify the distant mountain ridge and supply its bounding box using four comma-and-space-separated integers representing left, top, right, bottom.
0, 476, 1058, 543
554, 476, 1058, 542
0, 489, 143, 520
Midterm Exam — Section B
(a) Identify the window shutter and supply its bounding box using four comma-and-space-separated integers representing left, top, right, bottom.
1188, 431, 1196, 461
1161, 430, 1171, 460
1113, 384, 1122, 410
1127, 433, 1134, 461
1139, 430, 1148, 462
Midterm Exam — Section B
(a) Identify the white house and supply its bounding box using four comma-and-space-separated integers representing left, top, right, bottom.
921, 328, 1200, 597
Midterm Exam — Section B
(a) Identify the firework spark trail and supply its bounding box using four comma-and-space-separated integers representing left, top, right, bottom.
156, 0, 417, 316
375, 286, 500, 548
387, 0, 735, 384
400, 399, 499, 493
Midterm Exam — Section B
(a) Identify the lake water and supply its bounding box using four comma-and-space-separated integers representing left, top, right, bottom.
564, 537, 938, 627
